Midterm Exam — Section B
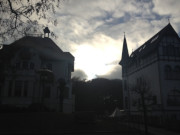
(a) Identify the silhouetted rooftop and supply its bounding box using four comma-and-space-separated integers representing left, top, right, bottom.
128, 23, 180, 65
0, 36, 74, 62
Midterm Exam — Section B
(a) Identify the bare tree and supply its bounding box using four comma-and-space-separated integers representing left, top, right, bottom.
0, 0, 62, 42
131, 76, 155, 135
58, 78, 66, 112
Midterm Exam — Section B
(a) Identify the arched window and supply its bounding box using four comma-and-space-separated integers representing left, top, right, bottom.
164, 65, 172, 79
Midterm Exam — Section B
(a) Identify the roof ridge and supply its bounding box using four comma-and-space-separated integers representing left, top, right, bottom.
130, 23, 178, 56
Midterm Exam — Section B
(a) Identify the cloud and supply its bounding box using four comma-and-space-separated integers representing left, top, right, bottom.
71, 69, 88, 80
52, 0, 180, 80
97, 65, 122, 80
4, 0, 180, 81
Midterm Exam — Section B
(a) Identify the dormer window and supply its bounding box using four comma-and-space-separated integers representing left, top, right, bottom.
151, 35, 159, 43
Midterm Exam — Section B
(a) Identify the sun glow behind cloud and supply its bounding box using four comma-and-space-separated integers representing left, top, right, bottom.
73, 34, 121, 80
55, 0, 180, 80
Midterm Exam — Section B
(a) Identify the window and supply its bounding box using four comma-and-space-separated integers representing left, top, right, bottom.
167, 45, 175, 56
14, 80, 22, 97
22, 61, 28, 70
175, 47, 180, 57
164, 65, 172, 79
151, 35, 159, 43
44, 86, 51, 98
46, 63, 52, 70
167, 89, 180, 106
174, 66, 180, 80
30, 62, 34, 70
153, 96, 157, 104
125, 96, 128, 109
64, 87, 69, 99
0, 85, 2, 97
124, 80, 127, 91
8, 80, 13, 97
23, 81, 28, 97
15, 63, 21, 70
162, 47, 168, 56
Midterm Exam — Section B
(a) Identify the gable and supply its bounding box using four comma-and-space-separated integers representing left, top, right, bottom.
128, 23, 180, 62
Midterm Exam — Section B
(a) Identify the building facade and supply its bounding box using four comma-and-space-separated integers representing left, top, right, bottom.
119, 23, 180, 120
0, 35, 74, 113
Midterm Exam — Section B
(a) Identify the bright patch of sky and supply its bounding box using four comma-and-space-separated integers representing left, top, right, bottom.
52, 0, 180, 80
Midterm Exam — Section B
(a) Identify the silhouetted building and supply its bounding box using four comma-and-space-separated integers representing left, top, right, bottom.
120, 23, 180, 120
0, 35, 74, 113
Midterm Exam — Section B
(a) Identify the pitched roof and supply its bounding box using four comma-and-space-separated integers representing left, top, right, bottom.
119, 35, 129, 65
128, 23, 180, 64
0, 36, 74, 61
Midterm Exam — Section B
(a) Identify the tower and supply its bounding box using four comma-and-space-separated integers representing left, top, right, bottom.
119, 34, 129, 77
119, 34, 129, 110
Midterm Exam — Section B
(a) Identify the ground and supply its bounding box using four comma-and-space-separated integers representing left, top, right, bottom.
0, 112, 143, 135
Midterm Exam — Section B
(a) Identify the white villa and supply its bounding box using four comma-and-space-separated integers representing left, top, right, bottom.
0, 34, 74, 113
119, 23, 180, 121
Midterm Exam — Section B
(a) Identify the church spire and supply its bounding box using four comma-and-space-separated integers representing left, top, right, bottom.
119, 33, 129, 65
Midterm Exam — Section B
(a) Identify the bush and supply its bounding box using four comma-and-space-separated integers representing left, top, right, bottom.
0, 104, 23, 113
27, 103, 51, 112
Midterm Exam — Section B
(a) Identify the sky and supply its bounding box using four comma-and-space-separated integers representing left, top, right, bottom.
51, 0, 180, 80
7, 0, 180, 80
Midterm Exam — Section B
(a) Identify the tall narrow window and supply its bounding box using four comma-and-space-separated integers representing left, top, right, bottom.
24, 81, 28, 97
164, 65, 172, 79
163, 47, 168, 56
125, 96, 128, 109
64, 87, 69, 99
8, 80, 13, 97
14, 80, 22, 97
44, 86, 51, 98
0, 85, 2, 97
167, 45, 175, 56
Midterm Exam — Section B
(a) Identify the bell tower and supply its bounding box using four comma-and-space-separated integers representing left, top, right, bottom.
43, 27, 50, 38
119, 33, 129, 77
119, 33, 129, 110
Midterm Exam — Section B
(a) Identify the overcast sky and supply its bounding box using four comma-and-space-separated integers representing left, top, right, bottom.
50, 0, 180, 80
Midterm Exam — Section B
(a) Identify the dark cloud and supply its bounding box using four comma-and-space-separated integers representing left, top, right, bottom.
71, 69, 88, 80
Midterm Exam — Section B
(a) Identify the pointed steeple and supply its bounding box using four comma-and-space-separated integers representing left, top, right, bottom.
119, 33, 129, 65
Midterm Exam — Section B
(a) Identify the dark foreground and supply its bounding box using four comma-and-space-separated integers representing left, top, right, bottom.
0, 112, 143, 135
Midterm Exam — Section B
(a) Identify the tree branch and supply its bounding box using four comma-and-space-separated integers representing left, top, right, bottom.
7, 0, 18, 28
